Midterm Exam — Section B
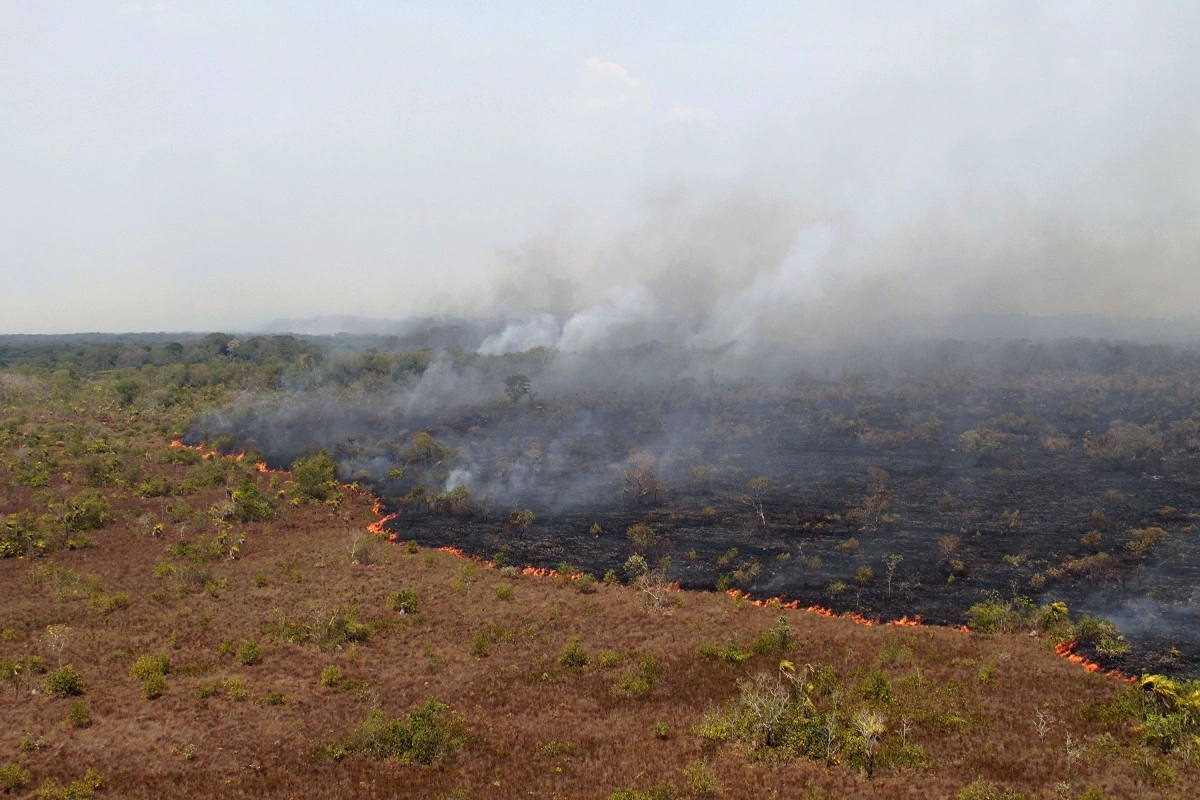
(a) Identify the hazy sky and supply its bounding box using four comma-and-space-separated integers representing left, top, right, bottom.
2, 1, 1198, 334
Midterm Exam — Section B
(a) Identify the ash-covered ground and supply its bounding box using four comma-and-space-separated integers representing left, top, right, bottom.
200, 335, 1200, 677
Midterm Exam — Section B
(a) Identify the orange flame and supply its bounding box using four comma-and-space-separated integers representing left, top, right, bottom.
1053, 641, 1136, 682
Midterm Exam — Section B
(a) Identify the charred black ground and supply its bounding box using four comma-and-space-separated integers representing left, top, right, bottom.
199, 336, 1200, 677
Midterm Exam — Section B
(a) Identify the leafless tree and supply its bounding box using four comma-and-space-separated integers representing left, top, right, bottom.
735, 476, 772, 527
1034, 709, 1054, 742
737, 672, 790, 748
623, 452, 662, 506
44, 625, 71, 669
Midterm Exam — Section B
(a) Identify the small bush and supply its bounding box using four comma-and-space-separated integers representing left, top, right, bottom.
130, 653, 170, 681
68, 701, 91, 728
652, 722, 669, 739
237, 640, 263, 666
611, 656, 663, 698
0, 763, 30, 793
92, 591, 131, 614
683, 760, 719, 796
321, 665, 343, 688
340, 699, 465, 765
698, 639, 752, 666
142, 672, 166, 699
44, 665, 84, 697
387, 588, 420, 614
573, 574, 597, 594
469, 633, 490, 658
558, 636, 589, 669
492, 584, 513, 601
63, 490, 112, 532
225, 677, 248, 700
597, 650, 625, 669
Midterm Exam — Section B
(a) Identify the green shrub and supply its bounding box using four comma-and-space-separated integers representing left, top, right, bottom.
231, 476, 274, 522
652, 721, 669, 739
956, 779, 1006, 800
697, 638, 752, 666
597, 650, 625, 669
608, 785, 678, 800
63, 491, 112, 532
262, 691, 286, 706
0, 763, 30, 793
611, 656, 663, 698
44, 665, 84, 697
493, 584, 513, 601
136, 475, 172, 498
129, 653, 170, 681
340, 699, 465, 765
683, 760, 719, 796
292, 451, 340, 503
558, 636, 588, 668
469, 633, 489, 658
237, 640, 263, 666
68, 701, 91, 728
857, 671, 892, 705
321, 665, 342, 688
36, 766, 104, 800
751, 617, 794, 654
225, 677, 247, 700
92, 591, 131, 614
387, 588, 419, 614
141, 672, 166, 699
573, 573, 597, 594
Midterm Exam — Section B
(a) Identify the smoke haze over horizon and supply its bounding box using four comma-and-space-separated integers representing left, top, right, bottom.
3, 2, 1198, 337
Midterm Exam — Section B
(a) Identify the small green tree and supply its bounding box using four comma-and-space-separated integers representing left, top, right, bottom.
504, 374, 531, 404
626, 524, 657, 553
292, 451, 340, 503
44, 665, 84, 697
231, 475, 274, 522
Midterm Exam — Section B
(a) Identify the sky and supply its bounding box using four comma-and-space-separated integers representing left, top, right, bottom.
1, 1, 1198, 335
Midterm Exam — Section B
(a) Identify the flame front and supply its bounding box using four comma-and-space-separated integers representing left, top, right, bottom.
1053, 641, 1136, 682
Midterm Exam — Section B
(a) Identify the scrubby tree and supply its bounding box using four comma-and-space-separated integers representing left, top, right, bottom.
504, 374, 531, 404
623, 453, 663, 506
293, 451, 340, 503
626, 523, 657, 553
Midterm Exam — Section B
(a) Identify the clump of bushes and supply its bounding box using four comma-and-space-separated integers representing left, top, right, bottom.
68, 701, 92, 728
292, 451, 341, 504
558, 636, 589, 669
0, 763, 31, 793
44, 665, 84, 698
335, 699, 466, 765
611, 655, 663, 698
237, 640, 263, 666
63, 490, 112, 532
698, 638, 753, 666
31, 767, 103, 800
130, 653, 171, 699
387, 588, 419, 614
